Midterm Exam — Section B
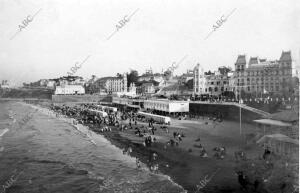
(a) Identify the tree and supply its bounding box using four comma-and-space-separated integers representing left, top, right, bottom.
218, 66, 232, 75
185, 79, 193, 90
127, 70, 139, 87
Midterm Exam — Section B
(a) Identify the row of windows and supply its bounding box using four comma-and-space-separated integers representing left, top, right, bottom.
245, 86, 281, 92
237, 69, 291, 76
195, 87, 228, 92
238, 77, 288, 82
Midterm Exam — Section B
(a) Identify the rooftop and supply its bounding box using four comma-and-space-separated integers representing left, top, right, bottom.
235, 55, 246, 64
279, 51, 292, 61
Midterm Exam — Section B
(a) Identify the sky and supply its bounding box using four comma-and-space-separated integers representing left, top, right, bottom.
0, 0, 300, 86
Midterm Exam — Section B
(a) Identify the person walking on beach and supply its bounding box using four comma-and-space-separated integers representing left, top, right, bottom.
136, 158, 141, 169
151, 127, 155, 135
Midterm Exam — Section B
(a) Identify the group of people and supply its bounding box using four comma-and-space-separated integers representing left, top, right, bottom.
213, 146, 226, 159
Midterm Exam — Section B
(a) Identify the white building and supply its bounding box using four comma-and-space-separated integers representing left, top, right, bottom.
97, 74, 127, 93
144, 99, 189, 113
47, 80, 56, 88
193, 63, 230, 96
116, 83, 137, 97
55, 85, 85, 95
0, 80, 10, 89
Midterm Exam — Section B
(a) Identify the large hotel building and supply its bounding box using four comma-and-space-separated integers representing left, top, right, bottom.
193, 51, 293, 97
234, 51, 293, 96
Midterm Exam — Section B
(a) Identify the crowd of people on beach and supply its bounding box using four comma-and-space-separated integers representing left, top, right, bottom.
24, 101, 297, 193
48, 103, 167, 173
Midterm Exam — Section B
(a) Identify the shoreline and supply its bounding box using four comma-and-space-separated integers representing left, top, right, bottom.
24, 102, 188, 192
28, 102, 242, 193
22, 101, 298, 193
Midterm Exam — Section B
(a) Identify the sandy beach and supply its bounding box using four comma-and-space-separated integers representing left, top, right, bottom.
23, 101, 298, 193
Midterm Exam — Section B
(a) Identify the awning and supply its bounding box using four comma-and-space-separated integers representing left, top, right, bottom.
253, 119, 292, 127
257, 133, 299, 145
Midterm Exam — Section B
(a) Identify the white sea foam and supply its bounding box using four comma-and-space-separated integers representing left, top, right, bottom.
0, 128, 9, 137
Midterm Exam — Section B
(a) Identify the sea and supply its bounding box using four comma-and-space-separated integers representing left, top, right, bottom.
0, 101, 186, 193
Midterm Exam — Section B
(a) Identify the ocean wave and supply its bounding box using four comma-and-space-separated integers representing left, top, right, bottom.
0, 128, 9, 137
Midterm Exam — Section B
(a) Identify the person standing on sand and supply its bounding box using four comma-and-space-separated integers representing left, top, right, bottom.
136, 158, 141, 169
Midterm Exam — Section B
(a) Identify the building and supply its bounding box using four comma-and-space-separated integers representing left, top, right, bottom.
138, 82, 155, 95
178, 69, 194, 85
193, 64, 230, 96
234, 51, 293, 97
112, 97, 189, 113
115, 83, 137, 97
39, 79, 48, 87
47, 79, 57, 88
0, 80, 10, 89
55, 85, 85, 95
144, 99, 189, 113
97, 74, 127, 94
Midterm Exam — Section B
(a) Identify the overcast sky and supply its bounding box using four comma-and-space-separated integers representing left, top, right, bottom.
0, 0, 300, 86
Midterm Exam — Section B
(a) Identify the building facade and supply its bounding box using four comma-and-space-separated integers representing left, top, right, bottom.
144, 99, 189, 113
0, 80, 10, 89
102, 74, 128, 93
193, 64, 230, 96
137, 82, 155, 95
55, 85, 85, 95
234, 51, 293, 97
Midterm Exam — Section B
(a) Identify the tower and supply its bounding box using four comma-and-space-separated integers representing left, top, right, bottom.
235, 55, 246, 72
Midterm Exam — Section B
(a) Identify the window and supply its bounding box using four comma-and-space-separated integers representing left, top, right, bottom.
209, 87, 212, 92
221, 87, 224, 91
215, 87, 218, 92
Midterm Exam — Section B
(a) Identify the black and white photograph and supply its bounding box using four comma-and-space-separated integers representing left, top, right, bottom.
0, 0, 299, 192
